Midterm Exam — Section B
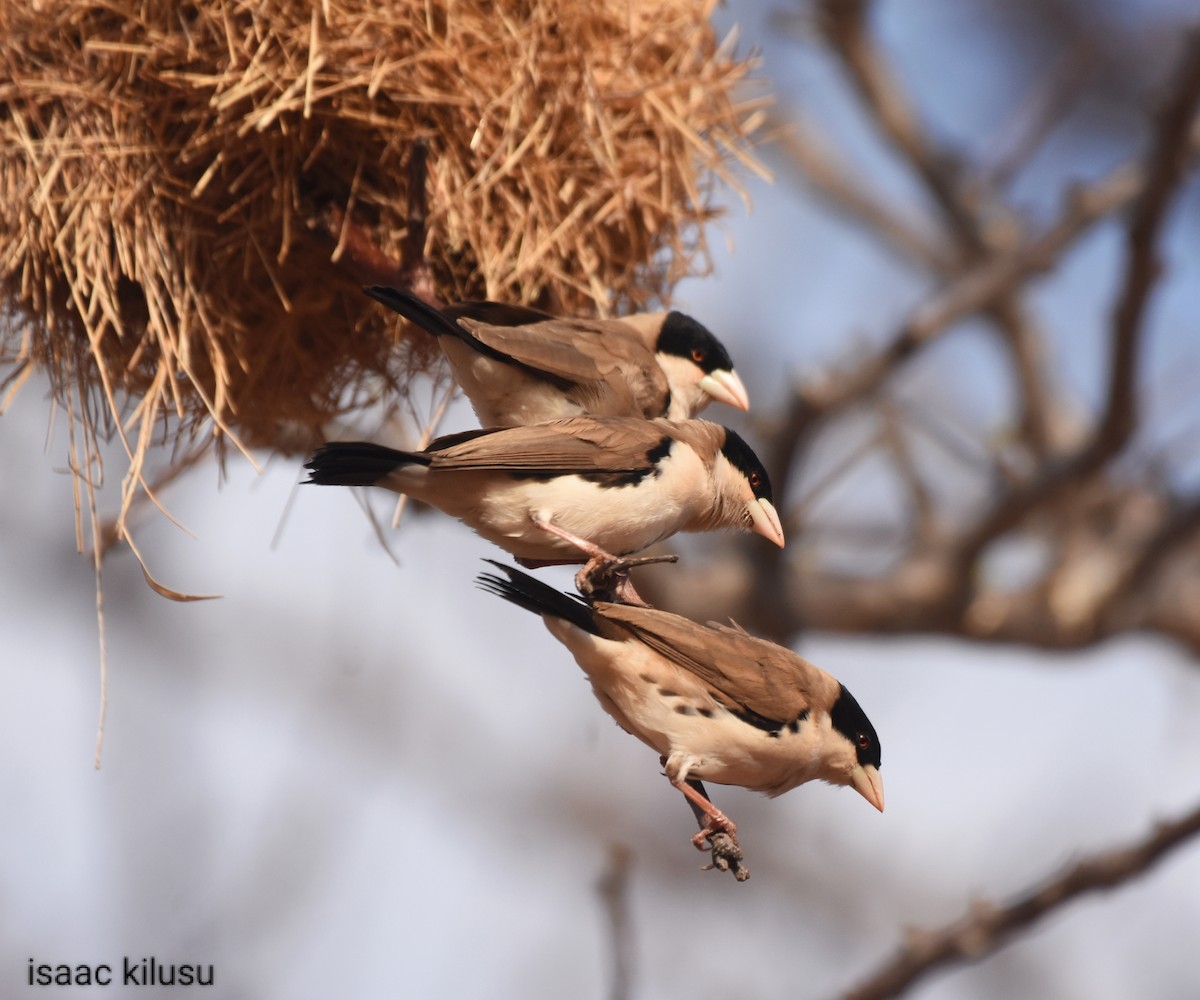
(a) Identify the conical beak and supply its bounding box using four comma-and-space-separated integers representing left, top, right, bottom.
747, 497, 785, 547
850, 764, 884, 812
699, 369, 750, 411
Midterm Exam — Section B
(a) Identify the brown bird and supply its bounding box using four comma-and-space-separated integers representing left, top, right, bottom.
476, 562, 884, 866
365, 285, 750, 426
306, 416, 783, 601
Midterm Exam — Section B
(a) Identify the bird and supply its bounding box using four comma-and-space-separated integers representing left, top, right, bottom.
364, 285, 750, 426
304, 416, 784, 602
476, 561, 884, 867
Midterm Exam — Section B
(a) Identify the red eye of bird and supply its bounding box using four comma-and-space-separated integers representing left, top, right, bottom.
748, 472, 761, 488
691, 348, 706, 363
857, 734, 871, 749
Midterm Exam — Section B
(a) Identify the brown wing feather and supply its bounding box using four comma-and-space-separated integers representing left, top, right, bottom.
423, 416, 676, 473
596, 604, 838, 723
457, 317, 670, 417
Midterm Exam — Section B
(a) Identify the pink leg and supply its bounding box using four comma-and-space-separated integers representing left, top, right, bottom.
671, 778, 739, 850
530, 516, 676, 605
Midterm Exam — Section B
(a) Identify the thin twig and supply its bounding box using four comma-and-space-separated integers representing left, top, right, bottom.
840, 798, 1200, 1000
797, 161, 1143, 418
772, 113, 950, 272
983, 40, 1096, 191
817, 0, 980, 252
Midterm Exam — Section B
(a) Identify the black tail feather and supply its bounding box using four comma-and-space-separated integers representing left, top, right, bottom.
364, 285, 574, 389
475, 560, 601, 636
305, 441, 425, 486
363, 285, 466, 340
443, 300, 556, 327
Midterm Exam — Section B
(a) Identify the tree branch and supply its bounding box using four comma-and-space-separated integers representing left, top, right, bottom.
816, 0, 981, 252
772, 114, 951, 272
955, 31, 1200, 573
796, 162, 1143, 418
839, 798, 1200, 1000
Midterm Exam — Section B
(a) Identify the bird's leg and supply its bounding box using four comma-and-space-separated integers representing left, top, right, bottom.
666, 770, 749, 881
530, 516, 677, 605
674, 778, 738, 848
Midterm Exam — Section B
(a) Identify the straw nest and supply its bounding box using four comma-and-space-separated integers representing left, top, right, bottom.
1, 0, 765, 527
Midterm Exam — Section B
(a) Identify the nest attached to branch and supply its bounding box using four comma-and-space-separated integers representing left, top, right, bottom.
0, 0, 765, 550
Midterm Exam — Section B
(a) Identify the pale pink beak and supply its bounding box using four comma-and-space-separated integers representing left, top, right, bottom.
850, 764, 885, 812
700, 369, 750, 412
747, 497, 785, 547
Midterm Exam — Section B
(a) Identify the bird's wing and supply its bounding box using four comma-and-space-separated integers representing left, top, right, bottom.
424, 417, 675, 473
598, 604, 835, 724
457, 317, 669, 407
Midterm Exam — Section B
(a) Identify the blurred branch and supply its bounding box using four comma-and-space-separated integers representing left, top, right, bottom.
839, 798, 1200, 1000
655, 22, 1200, 656
597, 845, 635, 1000
983, 39, 1096, 191
797, 161, 1143, 417
814, 0, 1067, 459
773, 117, 950, 271
1096, 494, 1200, 623
955, 30, 1200, 573
816, 0, 980, 250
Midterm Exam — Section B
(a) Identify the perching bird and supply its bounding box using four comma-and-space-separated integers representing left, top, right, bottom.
476, 561, 883, 863
305, 416, 784, 600
365, 285, 749, 426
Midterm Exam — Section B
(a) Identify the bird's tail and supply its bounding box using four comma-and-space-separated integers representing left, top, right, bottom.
364, 284, 564, 382
363, 285, 463, 340
304, 441, 429, 487
475, 560, 601, 636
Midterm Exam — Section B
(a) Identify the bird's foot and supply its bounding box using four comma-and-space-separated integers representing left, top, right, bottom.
704, 832, 750, 882
689, 808, 738, 850
530, 514, 675, 605
672, 776, 749, 882
576, 553, 678, 606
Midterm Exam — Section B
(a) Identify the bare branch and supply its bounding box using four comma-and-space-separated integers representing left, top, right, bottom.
879, 402, 935, 542
797, 162, 1143, 418
772, 114, 951, 272
816, 0, 980, 251
1096, 494, 1200, 623
1101, 33, 1200, 450
839, 798, 1200, 1000
956, 31, 1200, 572
983, 40, 1096, 191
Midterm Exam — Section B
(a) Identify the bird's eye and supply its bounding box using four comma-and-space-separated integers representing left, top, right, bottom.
748, 472, 761, 488
691, 348, 706, 363
857, 733, 871, 750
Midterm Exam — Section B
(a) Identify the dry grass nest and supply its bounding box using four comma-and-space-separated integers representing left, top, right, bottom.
0, 0, 767, 545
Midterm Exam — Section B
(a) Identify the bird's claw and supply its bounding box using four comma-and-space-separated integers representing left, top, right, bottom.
690, 809, 737, 852
702, 832, 749, 881
576, 553, 678, 605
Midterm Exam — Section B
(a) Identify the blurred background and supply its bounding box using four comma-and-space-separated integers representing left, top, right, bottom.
4, 1, 1200, 998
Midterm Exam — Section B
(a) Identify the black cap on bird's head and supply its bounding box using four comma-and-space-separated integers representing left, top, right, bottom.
656, 312, 734, 374
830, 683, 884, 812
830, 683, 882, 770
719, 429, 773, 503
718, 428, 785, 548
656, 313, 750, 412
